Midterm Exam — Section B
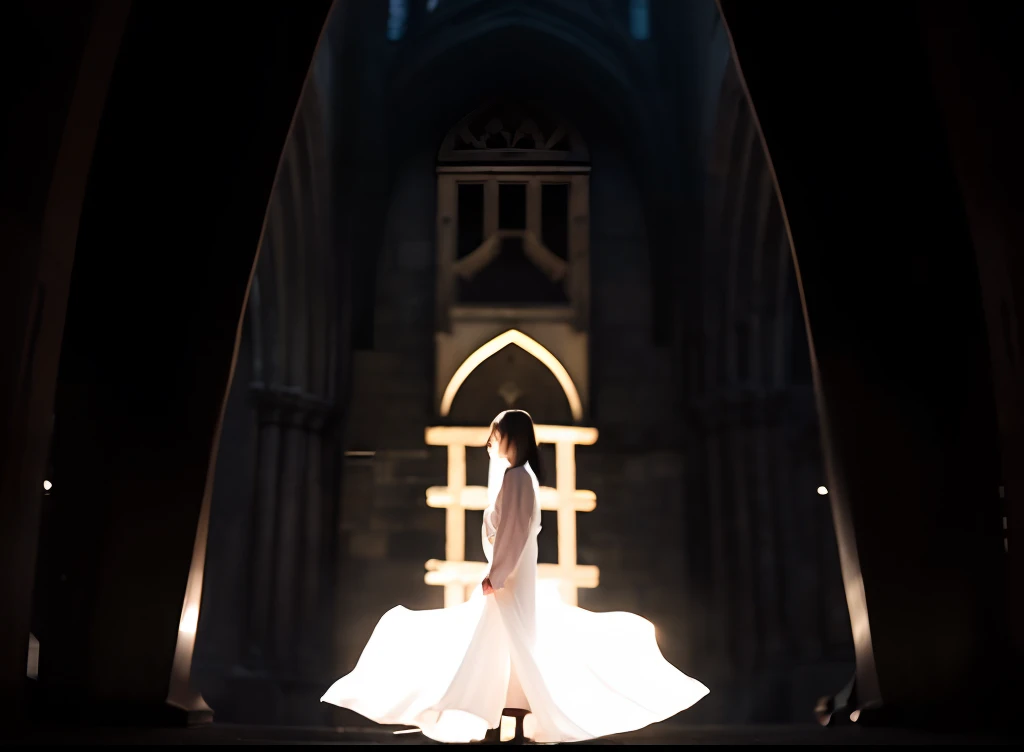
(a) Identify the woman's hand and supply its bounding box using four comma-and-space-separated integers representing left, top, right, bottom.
481, 577, 495, 595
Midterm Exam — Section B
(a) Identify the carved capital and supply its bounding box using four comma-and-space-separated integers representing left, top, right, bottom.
249, 383, 335, 431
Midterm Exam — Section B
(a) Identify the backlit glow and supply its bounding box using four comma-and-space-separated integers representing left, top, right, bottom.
179, 604, 199, 636
425, 424, 598, 608
322, 422, 709, 743
321, 586, 710, 743
439, 330, 583, 421
500, 716, 516, 742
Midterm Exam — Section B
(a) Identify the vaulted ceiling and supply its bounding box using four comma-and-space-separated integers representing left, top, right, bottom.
325, 0, 730, 345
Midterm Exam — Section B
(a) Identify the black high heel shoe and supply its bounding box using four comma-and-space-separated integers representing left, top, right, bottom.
504, 708, 528, 745
471, 708, 530, 744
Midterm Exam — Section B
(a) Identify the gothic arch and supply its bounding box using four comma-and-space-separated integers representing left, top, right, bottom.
194, 56, 339, 716
438, 100, 590, 165
440, 329, 584, 422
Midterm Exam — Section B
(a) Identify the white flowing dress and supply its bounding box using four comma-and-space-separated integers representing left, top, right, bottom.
321, 461, 709, 743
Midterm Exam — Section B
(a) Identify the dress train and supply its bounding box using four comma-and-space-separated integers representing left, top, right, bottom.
321, 461, 708, 743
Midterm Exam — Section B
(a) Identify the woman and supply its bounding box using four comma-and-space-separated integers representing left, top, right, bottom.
321, 410, 709, 743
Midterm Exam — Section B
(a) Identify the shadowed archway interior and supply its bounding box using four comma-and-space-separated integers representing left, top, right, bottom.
1, 0, 1019, 739
192, 0, 851, 727
445, 340, 578, 427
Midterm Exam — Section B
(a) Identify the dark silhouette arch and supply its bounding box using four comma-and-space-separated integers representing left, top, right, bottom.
0, 0, 332, 725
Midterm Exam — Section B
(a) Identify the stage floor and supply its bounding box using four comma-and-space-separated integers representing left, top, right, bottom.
6, 722, 1019, 746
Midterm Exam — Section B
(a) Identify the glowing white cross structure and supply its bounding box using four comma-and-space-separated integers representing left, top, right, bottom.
424, 424, 600, 607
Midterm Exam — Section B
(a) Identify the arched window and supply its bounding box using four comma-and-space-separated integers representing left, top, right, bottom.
629, 0, 650, 41
386, 0, 407, 41
435, 102, 591, 326
440, 329, 584, 422
434, 102, 592, 422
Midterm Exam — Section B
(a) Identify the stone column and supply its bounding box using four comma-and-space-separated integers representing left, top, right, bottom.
721, 0, 1008, 723
28, 3, 330, 726
216, 54, 339, 721
689, 49, 849, 720
245, 386, 334, 677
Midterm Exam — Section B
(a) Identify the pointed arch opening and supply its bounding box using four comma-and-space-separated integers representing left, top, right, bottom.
440, 329, 584, 422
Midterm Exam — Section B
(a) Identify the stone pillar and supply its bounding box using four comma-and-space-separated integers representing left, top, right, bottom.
29, 3, 331, 724
196, 45, 339, 722
690, 48, 851, 720
720, 0, 1008, 723
247, 387, 333, 664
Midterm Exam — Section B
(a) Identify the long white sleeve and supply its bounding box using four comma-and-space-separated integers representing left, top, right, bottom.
482, 505, 497, 560
487, 467, 534, 590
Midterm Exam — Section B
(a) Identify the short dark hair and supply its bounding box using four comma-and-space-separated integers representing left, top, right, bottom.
490, 409, 542, 484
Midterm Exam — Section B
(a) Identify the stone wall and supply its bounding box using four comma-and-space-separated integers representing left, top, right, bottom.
193, 29, 341, 725
334, 147, 446, 674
